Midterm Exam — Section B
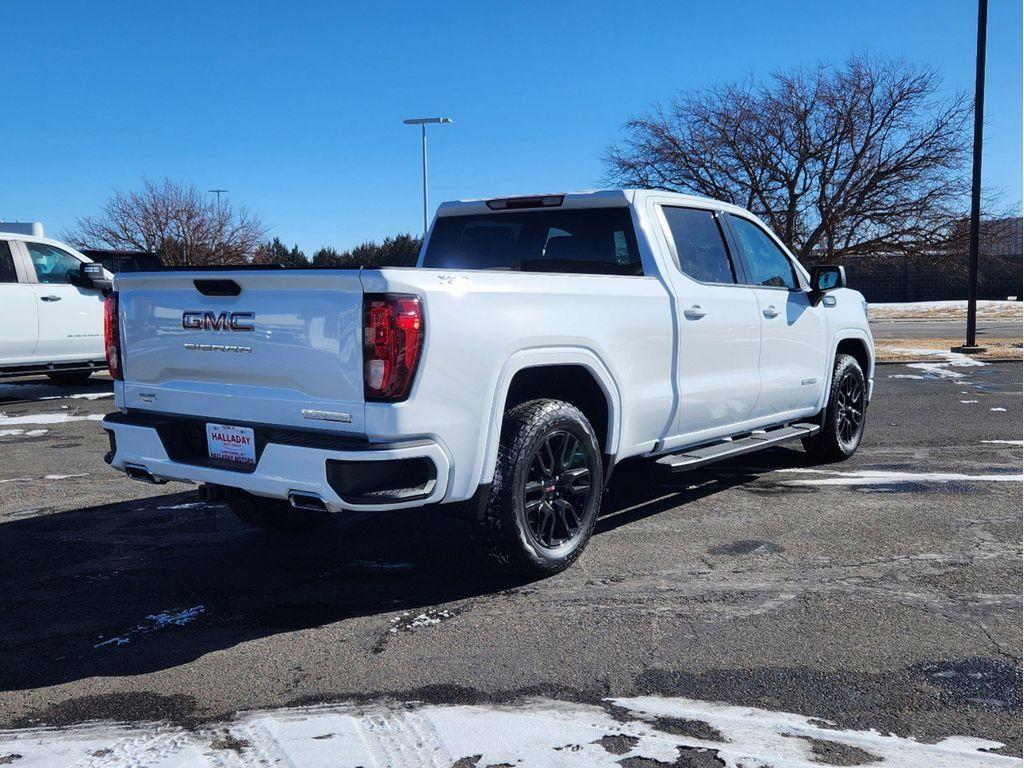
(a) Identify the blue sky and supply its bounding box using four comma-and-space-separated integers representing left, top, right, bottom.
3, 0, 1021, 254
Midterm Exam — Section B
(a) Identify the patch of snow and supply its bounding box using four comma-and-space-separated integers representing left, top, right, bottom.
990, 407, 1007, 412
889, 348, 988, 380
43, 473, 89, 481
888, 374, 925, 380
0, 478, 31, 485
157, 502, 208, 510
388, 608, 456, 634
982, 439, 1023, 445
871, 299, 1020, 310
0, 695, 1016, 768
960, 400, 979, 404
0, 412, 105, 426
94, 605, 205, 648
775, 468, 1022, 487
40, 392, 113, 401
0, 428, 49, 438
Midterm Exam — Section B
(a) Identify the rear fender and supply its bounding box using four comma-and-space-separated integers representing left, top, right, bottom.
478, 347, 622, 485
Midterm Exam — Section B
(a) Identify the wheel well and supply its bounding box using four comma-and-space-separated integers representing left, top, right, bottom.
836, 337, 871, 375
504, 365, 611, 453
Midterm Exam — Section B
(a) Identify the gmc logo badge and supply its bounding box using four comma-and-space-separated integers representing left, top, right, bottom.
182, 311, 255, 332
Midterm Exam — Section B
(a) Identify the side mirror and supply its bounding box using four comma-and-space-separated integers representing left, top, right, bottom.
80, 262, 113, 292
810, 265, 846, 292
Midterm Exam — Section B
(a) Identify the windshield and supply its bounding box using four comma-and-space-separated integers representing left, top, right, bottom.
422, 207, 643, 275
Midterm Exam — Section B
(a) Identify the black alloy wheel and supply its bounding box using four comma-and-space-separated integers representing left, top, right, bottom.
523, 429, 594, 551
473, 399, 603, 575
835, 370, 865, 447
802, 353, 868, 462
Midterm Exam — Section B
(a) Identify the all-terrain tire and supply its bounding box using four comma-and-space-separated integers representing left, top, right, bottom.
46, 370, 93, 385
472, 399, 603, 577
802, 353, 867, 462
227, 492, 328, 532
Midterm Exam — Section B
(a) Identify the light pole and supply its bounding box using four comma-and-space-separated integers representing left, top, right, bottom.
403, 117, 452, 235
208, 190, 228, 260
955, 0, 988, 353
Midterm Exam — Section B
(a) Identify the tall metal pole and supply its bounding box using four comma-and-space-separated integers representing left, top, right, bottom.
421, 124, 429, 236
403, 117, 452, 238
964, 0, 988, 350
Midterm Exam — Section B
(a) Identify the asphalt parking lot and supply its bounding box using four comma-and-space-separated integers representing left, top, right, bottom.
0, 360, 1021, 758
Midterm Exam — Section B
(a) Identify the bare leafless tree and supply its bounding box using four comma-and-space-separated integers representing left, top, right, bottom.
605, 56, 974, 262
63, 179, 267, 266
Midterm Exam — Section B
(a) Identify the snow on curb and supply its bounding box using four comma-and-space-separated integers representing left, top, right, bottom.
869, 299, 1023, 320
0, 412, 105, 426
775, 467, 1023, 487
0, 696, 1016, 768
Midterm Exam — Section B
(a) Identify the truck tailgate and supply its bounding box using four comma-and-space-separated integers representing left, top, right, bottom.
115, 270, 366, 433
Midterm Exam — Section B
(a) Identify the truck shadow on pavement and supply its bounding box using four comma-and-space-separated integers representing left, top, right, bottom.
0, 447, 815, 693
0, 376, 113, 405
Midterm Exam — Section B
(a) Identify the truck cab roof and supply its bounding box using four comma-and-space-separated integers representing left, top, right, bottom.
436, 188, 757, 219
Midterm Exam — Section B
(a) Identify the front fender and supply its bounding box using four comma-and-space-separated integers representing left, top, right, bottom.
819, 328, 875, 410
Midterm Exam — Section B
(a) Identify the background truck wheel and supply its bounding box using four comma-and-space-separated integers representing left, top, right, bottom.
46, 370, 93, 385
226, 492, 327, 532
803, 353, 867, 462
473, 399, 603, 577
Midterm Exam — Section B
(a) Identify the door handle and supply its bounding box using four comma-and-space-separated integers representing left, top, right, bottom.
762, 305, 779, 319
683, 305, 707, 320
40, 295, 62, 302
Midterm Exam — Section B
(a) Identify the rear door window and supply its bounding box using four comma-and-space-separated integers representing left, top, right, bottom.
423, 208, 643, 275
661, 207, 737, 284
727, 215, 799, 289
0, 241, 17, 283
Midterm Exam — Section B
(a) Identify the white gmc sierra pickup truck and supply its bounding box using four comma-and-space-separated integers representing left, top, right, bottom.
102, 190, 873, 575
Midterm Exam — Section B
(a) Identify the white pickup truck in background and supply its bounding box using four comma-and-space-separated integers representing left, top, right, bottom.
0, 232, 113, 383
102, 190, 874, 575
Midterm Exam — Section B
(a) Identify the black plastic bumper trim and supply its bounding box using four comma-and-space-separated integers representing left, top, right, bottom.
104, 410, 433, 474
325, 456, 437, 505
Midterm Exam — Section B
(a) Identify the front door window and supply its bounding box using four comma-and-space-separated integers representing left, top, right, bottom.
25, 242, 82, 284
728, 215, 798, 289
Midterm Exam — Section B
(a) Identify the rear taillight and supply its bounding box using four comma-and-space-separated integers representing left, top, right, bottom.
363, 294, 423, 401
103, 292, 122, 381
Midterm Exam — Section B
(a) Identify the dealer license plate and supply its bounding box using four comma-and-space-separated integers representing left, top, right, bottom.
205, 423, 256, 466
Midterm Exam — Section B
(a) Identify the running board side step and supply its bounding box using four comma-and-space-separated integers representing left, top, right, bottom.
655, 423, 820, 472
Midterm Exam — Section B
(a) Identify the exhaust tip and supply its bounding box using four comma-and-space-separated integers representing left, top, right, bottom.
288, 491, 328, 512
125, 463, 165, 485
198, 483, 225, 502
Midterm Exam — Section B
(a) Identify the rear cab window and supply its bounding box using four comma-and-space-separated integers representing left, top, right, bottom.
0, 241, 18, 283
422, 207, 643, 276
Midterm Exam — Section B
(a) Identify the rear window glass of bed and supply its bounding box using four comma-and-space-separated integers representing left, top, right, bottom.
422, 208, 643, 275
